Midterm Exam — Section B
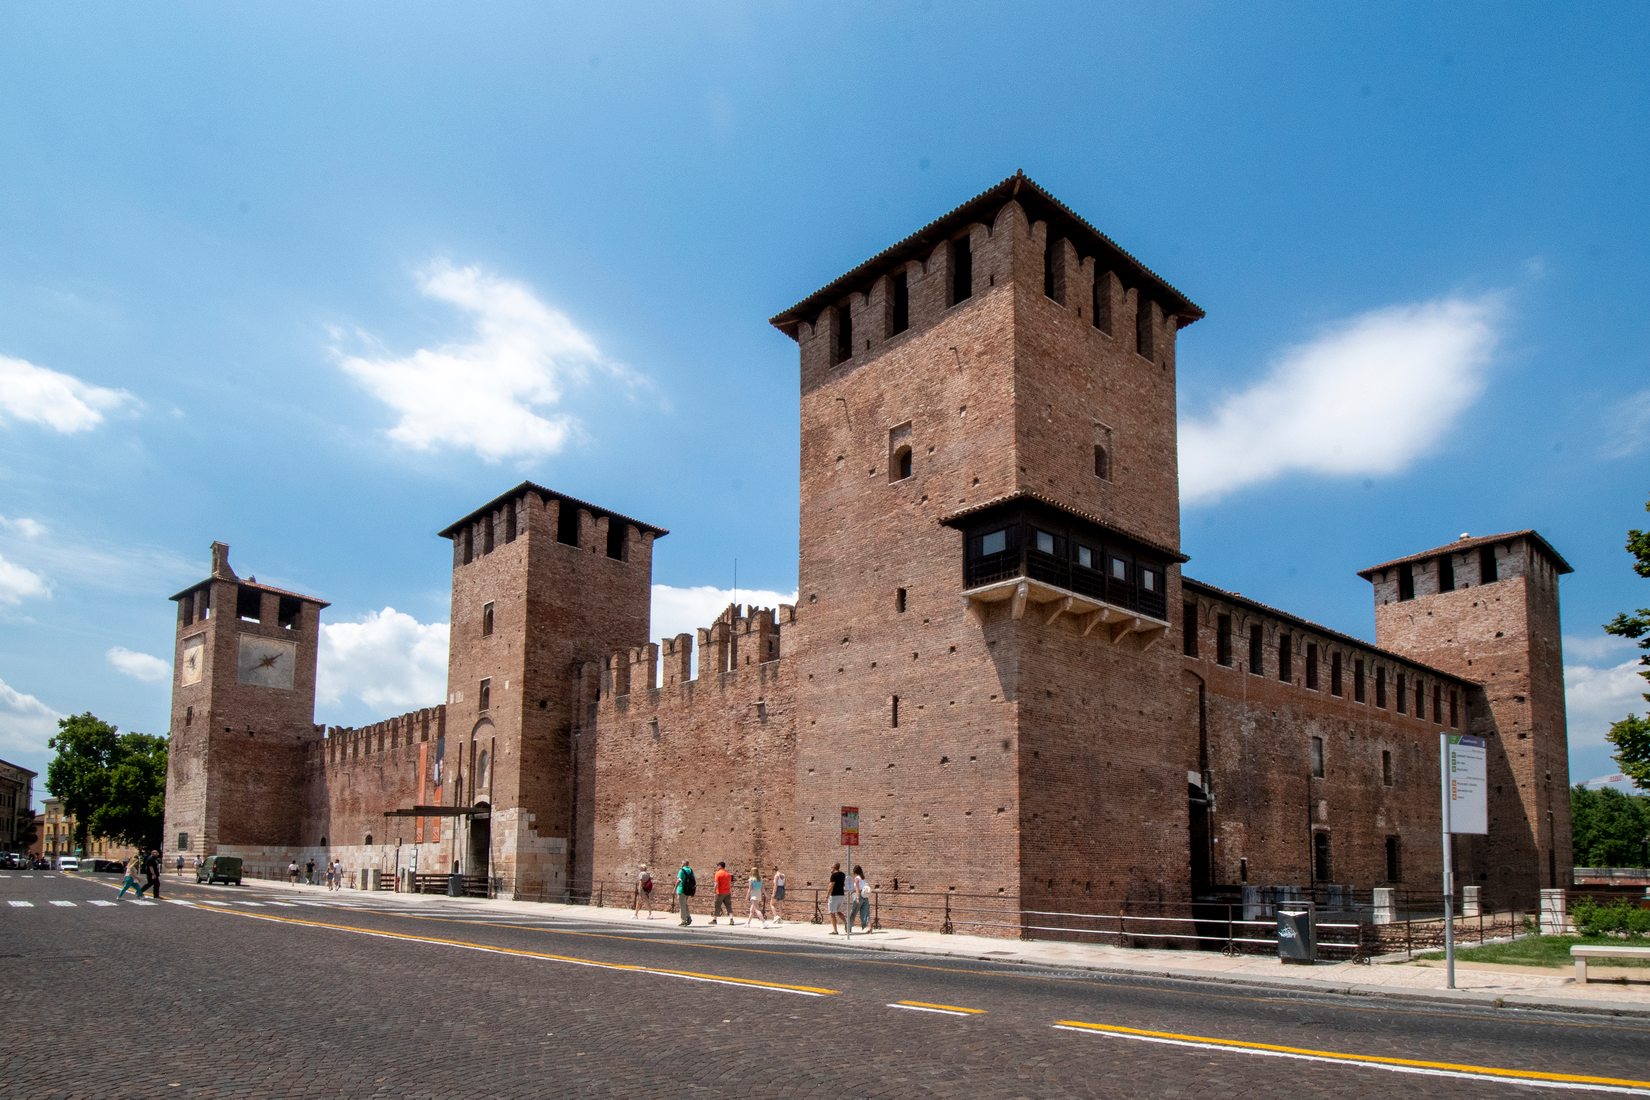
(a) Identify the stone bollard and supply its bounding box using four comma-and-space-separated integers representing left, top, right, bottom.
1462, 885, 1481, 918
1372, 887, 1396, 925
1539, 888, 1569, 935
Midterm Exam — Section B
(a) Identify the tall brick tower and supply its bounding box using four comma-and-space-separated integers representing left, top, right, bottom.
1360, 531, 1574, 903
771, 173, 1204, 914
437, 483, 663, 899
162, 542, 326, 861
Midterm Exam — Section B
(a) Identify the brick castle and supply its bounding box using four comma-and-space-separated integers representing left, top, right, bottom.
162, 174, 1573, 917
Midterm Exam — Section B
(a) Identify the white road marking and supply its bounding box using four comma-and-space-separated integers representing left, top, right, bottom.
8, 900, 33, 907
1053, 1024, 1650, 1095
127, 900, 157, 906
889, 1003, 976, 1017
49, 900, 76, 907
88, 900, 115, 907
238, 901, 264, 907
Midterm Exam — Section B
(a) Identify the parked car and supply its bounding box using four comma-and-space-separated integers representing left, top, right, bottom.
196, 855, 243, 886
0, 853, 17, 869
56, 856, 79, 872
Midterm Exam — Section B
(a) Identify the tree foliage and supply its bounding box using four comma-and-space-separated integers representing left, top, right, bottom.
44, 712, 167, 851
1571, 784, 1650, 868
1605, 495, 1650, 790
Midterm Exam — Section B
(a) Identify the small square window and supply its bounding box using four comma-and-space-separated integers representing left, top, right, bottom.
980, 530, 1007, 557
1035, 529, 1056, 555
1076, 545, 1094, 570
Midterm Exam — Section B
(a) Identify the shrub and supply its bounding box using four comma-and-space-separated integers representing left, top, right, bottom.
1572, 897, 1650, 939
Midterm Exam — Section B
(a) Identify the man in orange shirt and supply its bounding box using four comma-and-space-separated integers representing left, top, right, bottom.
710, 861, 734, 923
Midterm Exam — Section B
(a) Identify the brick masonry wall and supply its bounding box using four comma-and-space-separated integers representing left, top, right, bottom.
1368, 537, 1574, 903
583, 617, 796, 903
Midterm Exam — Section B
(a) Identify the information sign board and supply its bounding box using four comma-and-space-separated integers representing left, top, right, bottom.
1445, 734, 1487, 835
840, 806, 860, 847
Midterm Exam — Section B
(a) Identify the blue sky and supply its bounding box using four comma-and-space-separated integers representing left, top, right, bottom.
2, 5, 1646, 808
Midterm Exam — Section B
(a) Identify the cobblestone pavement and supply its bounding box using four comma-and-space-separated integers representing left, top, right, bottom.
5, 871, 1650, 1098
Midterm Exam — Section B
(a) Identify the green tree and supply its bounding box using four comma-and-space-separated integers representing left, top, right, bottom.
1571, 784, 1650, 868
44, 713, 168, 851
1605, 495, 1650, 789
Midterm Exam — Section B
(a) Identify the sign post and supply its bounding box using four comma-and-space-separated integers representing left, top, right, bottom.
1440, 733, 1487, 989
841, 806, 859, 898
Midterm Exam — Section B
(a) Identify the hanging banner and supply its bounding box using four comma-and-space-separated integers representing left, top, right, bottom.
1445, 734, 1487, 835
840, 806, 860, 847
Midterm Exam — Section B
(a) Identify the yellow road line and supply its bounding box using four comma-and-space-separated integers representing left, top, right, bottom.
1055, 1020, 1650, 1092
183, 901, 837, 996
893, 1000, 985, 1015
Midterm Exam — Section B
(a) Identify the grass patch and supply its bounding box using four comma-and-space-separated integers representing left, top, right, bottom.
1415, 935, 1650, 968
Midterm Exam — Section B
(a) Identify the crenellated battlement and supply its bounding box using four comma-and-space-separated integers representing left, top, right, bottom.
305, 705, 446, 768
589, 602, 798, 709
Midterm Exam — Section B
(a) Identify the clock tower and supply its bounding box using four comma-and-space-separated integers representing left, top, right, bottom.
162, 542, 327, 862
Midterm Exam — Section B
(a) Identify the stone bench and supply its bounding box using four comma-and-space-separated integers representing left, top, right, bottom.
1572, 944, 1650, 982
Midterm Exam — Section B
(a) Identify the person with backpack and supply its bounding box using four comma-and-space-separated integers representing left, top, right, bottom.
634, 864, 654, 919
676, 860, 696, 926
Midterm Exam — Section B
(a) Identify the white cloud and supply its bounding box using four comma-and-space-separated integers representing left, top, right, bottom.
1600, 387, 1650, 459
1180, 294, 1502, 504
0, 678, 61, 783
318, 607, 450, 715
0, 515, 46, 539
0, 552, 50, 605
106, 646, 169, 683
0, 354, 137, 433
1564, 635, 1648, 760
332, 260, 645, 464
650, 583, 798, 646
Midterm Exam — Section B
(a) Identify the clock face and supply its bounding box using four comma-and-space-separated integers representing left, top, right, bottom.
179, 634, 206, 687
236, 635, 296, 690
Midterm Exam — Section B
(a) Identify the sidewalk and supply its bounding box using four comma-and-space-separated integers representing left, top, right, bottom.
233, 874, 1650, 1018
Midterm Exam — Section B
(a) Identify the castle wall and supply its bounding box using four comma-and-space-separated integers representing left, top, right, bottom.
582, 607, 797, 897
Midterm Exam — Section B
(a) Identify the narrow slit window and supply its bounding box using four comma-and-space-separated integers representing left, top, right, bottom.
481, 601, 494, 637
1249, 624, 1264, 675
895, 588, 907, 613
1479, 545, 1499, 583
1094, 445, 1110, 480
949, 236, 973, 305
1438, 554, 1455, 592
833, 303, 853, 365
1092, 270, 1112, 333
1043, 238, 1065, 303
1382, 749, 1394, 786
463, 527, 474, 565
1311, 736, 1325, 778
1217, 614, 1233, 666
557, 503, 579, 546
1375, 667, 1386, 708
1397, 673, 1407, 714
504, 505, 517, 543
1314, 832, 1332, 882
892, 446, 913, 481
1182, 602, 1198, 658
1385, 836, 1402, 883
1416, 679, 1425, 719
1355, 659, 1366, 702
1330, 651, 1343, 696
1397, 563, 1415, 601
1135, 293, 1155, 360
1278, 633, 1293, 682
890, 695, 900, 729
889, 271, 909, 335
1434, 685, 1443, 725
483, 516, 495, 555
1305, 643, 1319, 690
478, 678, 491, 712
1450, 690, 1459, 727
606, 520, 626, 560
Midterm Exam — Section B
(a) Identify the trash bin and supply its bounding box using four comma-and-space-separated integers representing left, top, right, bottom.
1277, 903, 1316, 964
447, 873, 464, 897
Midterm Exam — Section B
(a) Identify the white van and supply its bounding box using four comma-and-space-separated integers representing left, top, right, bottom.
56, 856, 79, 872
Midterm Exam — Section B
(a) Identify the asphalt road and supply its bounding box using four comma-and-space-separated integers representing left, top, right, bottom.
5, 870, 1650, 1098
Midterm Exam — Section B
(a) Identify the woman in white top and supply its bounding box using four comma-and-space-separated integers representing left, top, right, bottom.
851, 865, 869, 932
746, 868, 764, 926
